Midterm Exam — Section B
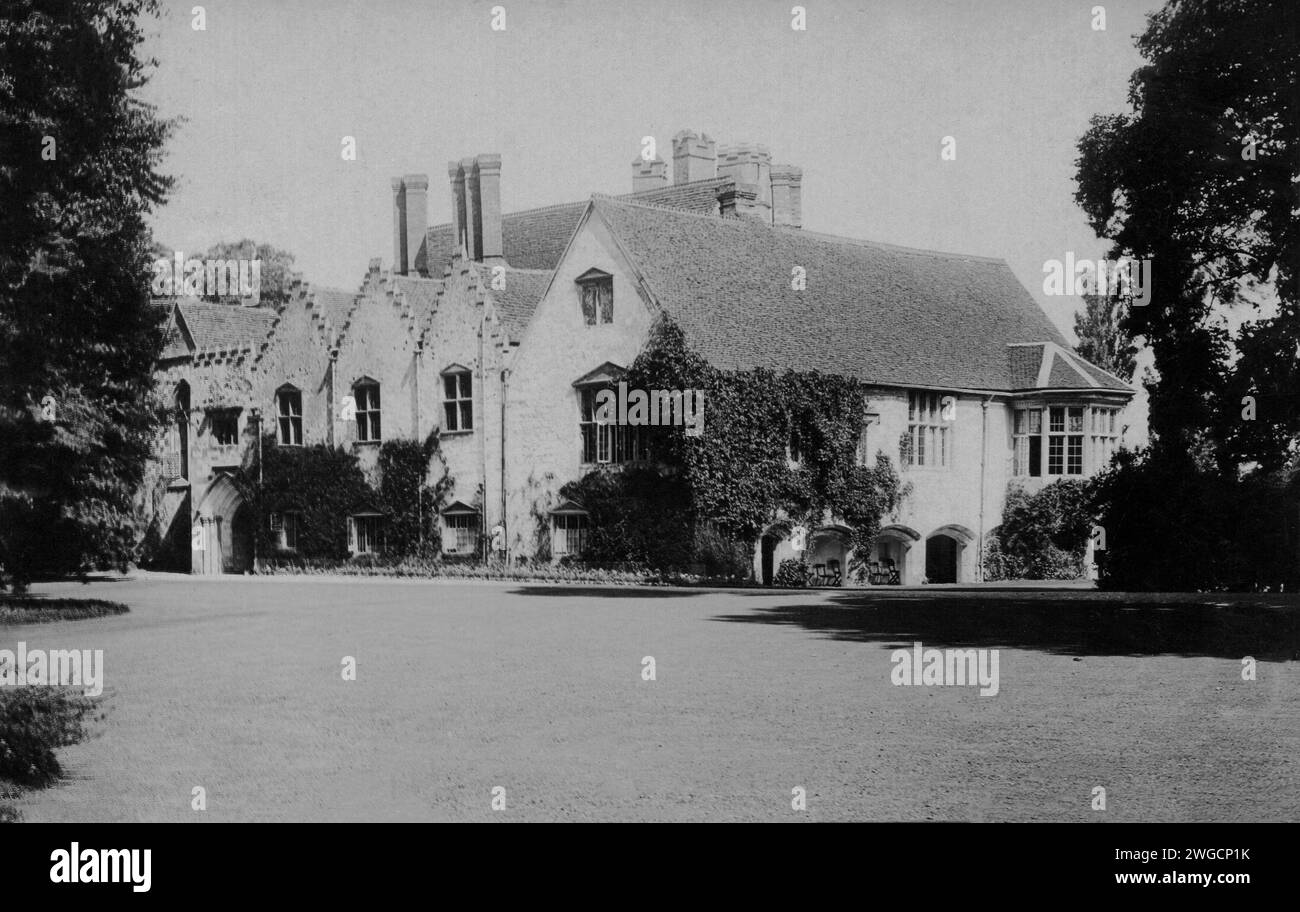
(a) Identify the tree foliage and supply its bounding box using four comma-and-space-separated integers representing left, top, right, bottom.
1074, 0, 1298, 470
1073, 292, 1137, 382
983, 480, 1093, 581
197, 239, 297, 307
1088, 447, 1299, 590
0, 0, 176, 588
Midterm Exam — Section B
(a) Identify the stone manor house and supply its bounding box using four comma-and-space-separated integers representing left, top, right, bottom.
143, 130, 1135, 584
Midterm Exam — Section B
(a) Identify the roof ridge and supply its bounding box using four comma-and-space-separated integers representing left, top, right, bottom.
592, 194, 724, 219
595, 194, 1013, 265
427, 199, 587, 232
620, 175, 731, 196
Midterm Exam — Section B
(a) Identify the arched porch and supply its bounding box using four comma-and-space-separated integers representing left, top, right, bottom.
192, 473, 253, 575
868, 524, 921, 585
925, 524, 976, 584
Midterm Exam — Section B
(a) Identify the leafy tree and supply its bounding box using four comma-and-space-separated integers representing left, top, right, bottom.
1074, 0, 1297, 471
0, 0, 176, 589
197, 239, 297, 306
1073, 292, 1137, 382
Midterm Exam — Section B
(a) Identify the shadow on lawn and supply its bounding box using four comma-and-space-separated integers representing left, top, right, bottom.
712, 591, 1300, 660
508, 586, 708, 599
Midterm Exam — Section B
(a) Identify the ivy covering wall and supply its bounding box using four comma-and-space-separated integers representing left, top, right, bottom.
560, 317, 907, 575
249, 432, 451, 562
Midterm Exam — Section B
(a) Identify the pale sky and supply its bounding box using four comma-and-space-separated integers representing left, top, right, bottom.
140, 0, 1163, 342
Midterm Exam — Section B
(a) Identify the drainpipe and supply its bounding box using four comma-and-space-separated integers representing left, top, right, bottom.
978, 396, 993, 582
326, 355, 337, 448
479, 316, 488, 562
500, 365, 509, 565
251, 408, 263, 573
415, 338, 423, 550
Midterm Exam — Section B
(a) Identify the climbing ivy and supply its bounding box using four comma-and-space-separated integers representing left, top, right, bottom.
567, 316, 907, 571
378, 433, 452, 557
248, 432, 453, 561
250, 436, 374, 560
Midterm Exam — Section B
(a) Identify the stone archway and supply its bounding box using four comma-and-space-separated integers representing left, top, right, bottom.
193, 473, 252, 575
808, 525, 852, 586
755, 520, 794, 586
872, 524, 921, 585
925, 524, 976, 584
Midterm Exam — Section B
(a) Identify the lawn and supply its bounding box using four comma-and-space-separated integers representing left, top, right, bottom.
3, 576, 1296, 822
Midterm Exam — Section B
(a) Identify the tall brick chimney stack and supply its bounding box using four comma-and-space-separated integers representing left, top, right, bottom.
632, 156, 668, 192
391, 178, 407, 273
716, 144, 772, 223
460, 157, 480, 261
770, 165, 803, 229
672, 130, 716, 184
475, 154, 503, 263
402, 173, 428, 275
447, 161, 468, 258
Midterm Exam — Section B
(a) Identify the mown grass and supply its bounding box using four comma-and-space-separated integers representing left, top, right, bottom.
0, 594, 121, 821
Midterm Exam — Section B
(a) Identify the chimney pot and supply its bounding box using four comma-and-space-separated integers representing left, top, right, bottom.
632, 156, 669, 193
716, 144, 773, 223
672, 130, 717, 184
771, 164, 803, 229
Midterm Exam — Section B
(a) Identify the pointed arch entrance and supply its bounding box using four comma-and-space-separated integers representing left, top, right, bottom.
192, 473, 253, 575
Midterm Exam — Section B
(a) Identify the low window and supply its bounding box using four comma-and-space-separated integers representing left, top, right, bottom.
269, 511, 300, 550
444, 512, 479, 554
443, 371, 473, 432
349, 515, 383, 555
553, 513, 589, 558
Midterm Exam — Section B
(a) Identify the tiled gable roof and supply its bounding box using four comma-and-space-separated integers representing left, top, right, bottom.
1006, 344, 1044, 389
1072, 356, 1131, 391
590, 197, 1128, 394
172, 300, 278, 356
487, 268, 551, 340
423, 177, 736, 275
1047, 350, 1096, 389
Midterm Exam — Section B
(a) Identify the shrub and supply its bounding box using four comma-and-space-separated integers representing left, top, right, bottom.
0, 688, 98, 789
1089, 447, 1300, 591
773, 556, 810, 588
0, 596, 130, 625
983, 480, 1092, 581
